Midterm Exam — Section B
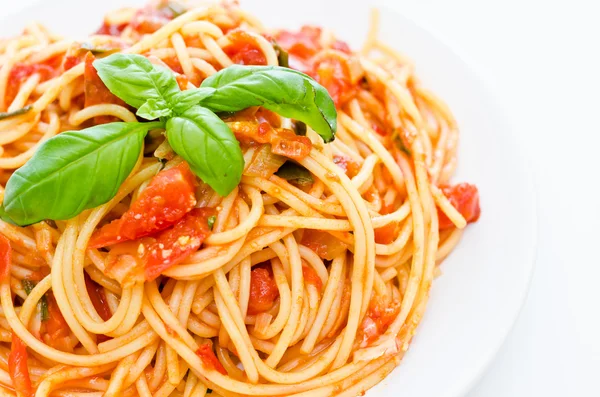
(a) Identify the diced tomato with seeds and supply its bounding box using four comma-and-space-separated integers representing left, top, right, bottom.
438, 183, 481, 230
358, 297, 400, 347
144, 207, 215, 281
89, 163, 197, 249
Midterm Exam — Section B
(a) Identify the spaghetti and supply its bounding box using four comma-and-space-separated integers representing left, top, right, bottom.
0, 1, 481, 396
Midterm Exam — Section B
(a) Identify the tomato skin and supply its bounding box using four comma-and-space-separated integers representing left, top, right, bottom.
301, 230, 348, 261
438, 183, 481, 230
84, 52, 126, 124
8, 335, 33, 397
223, 29, 267, 66
144, 207, 215, 281
302, 264, 323, 293
358, 298, 399, 347
196, 343, 227, 375
0, 234, 11, 282
89, 163, 197, 249
247, 265, 279, 315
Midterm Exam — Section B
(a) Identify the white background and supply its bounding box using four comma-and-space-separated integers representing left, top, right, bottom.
3, 0, 600, 396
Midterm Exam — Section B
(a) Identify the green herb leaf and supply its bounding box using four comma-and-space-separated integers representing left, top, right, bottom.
170, 87, 215, 115
22, 279, 36, 295
275, 162, 314, 185
0, 106, 32, 121
207, 215, 216, 230
199, 65, 337, 142
1, 121, 162, 225
166, 106, 243, 196
40, 295, 49, 321
93, 54, 180, 118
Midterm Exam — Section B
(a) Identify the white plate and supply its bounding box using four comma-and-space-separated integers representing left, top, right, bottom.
1, 1, 538, 396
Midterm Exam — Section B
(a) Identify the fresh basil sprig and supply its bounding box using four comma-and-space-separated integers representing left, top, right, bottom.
1, 53, 338, 226
198, 65, 337, 142
2, 122, 161, 225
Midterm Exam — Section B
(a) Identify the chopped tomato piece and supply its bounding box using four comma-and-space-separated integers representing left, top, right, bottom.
228, 121, 311, 161
333, 155, 360, 178
161, 56, 184, 74
8, 335, 33, 397
223, 29, 267, 66
438, 183, 481, 230
302, 264, 323, 293
130, 6, 175, 34
144, 207, 215, 281
105, 208, 214, 284
5, 61, 57, 106
84, 52, 126, 124
89, 163, 197, 248
301, 230, 348, 261
41, 293, 72, 351
196, 343, 227, 375
95, 21, 128, 36
275, 26, 351, 72
358, 297, 400, 347
248, 264, 279, 315
0, 234, 11, 282
311, 54, 356, 107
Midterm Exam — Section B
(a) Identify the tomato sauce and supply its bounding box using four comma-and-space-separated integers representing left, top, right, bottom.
0, 234, 11, 282
5, 58, 59, 107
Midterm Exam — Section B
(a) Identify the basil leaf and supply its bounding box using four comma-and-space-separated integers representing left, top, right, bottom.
22, 279, 35, 295
0, 106, 32, 121
40, 295, 49, 321
137, 98, 173, 120
93, 53, 180, 114
1, 122, 162, 225
170, 87, 215, 115
199, 65, 337, 143
207, 215, 216, 230
166, 106, 243, 196
275, 162, 313, 185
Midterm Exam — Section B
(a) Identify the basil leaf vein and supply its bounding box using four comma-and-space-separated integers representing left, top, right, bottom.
199, 65, 337, 142
166, 106, 243, 196
1, 122, 162, 225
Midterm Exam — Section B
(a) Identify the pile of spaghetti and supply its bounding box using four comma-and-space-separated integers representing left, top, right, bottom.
0, 1, 480, 396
